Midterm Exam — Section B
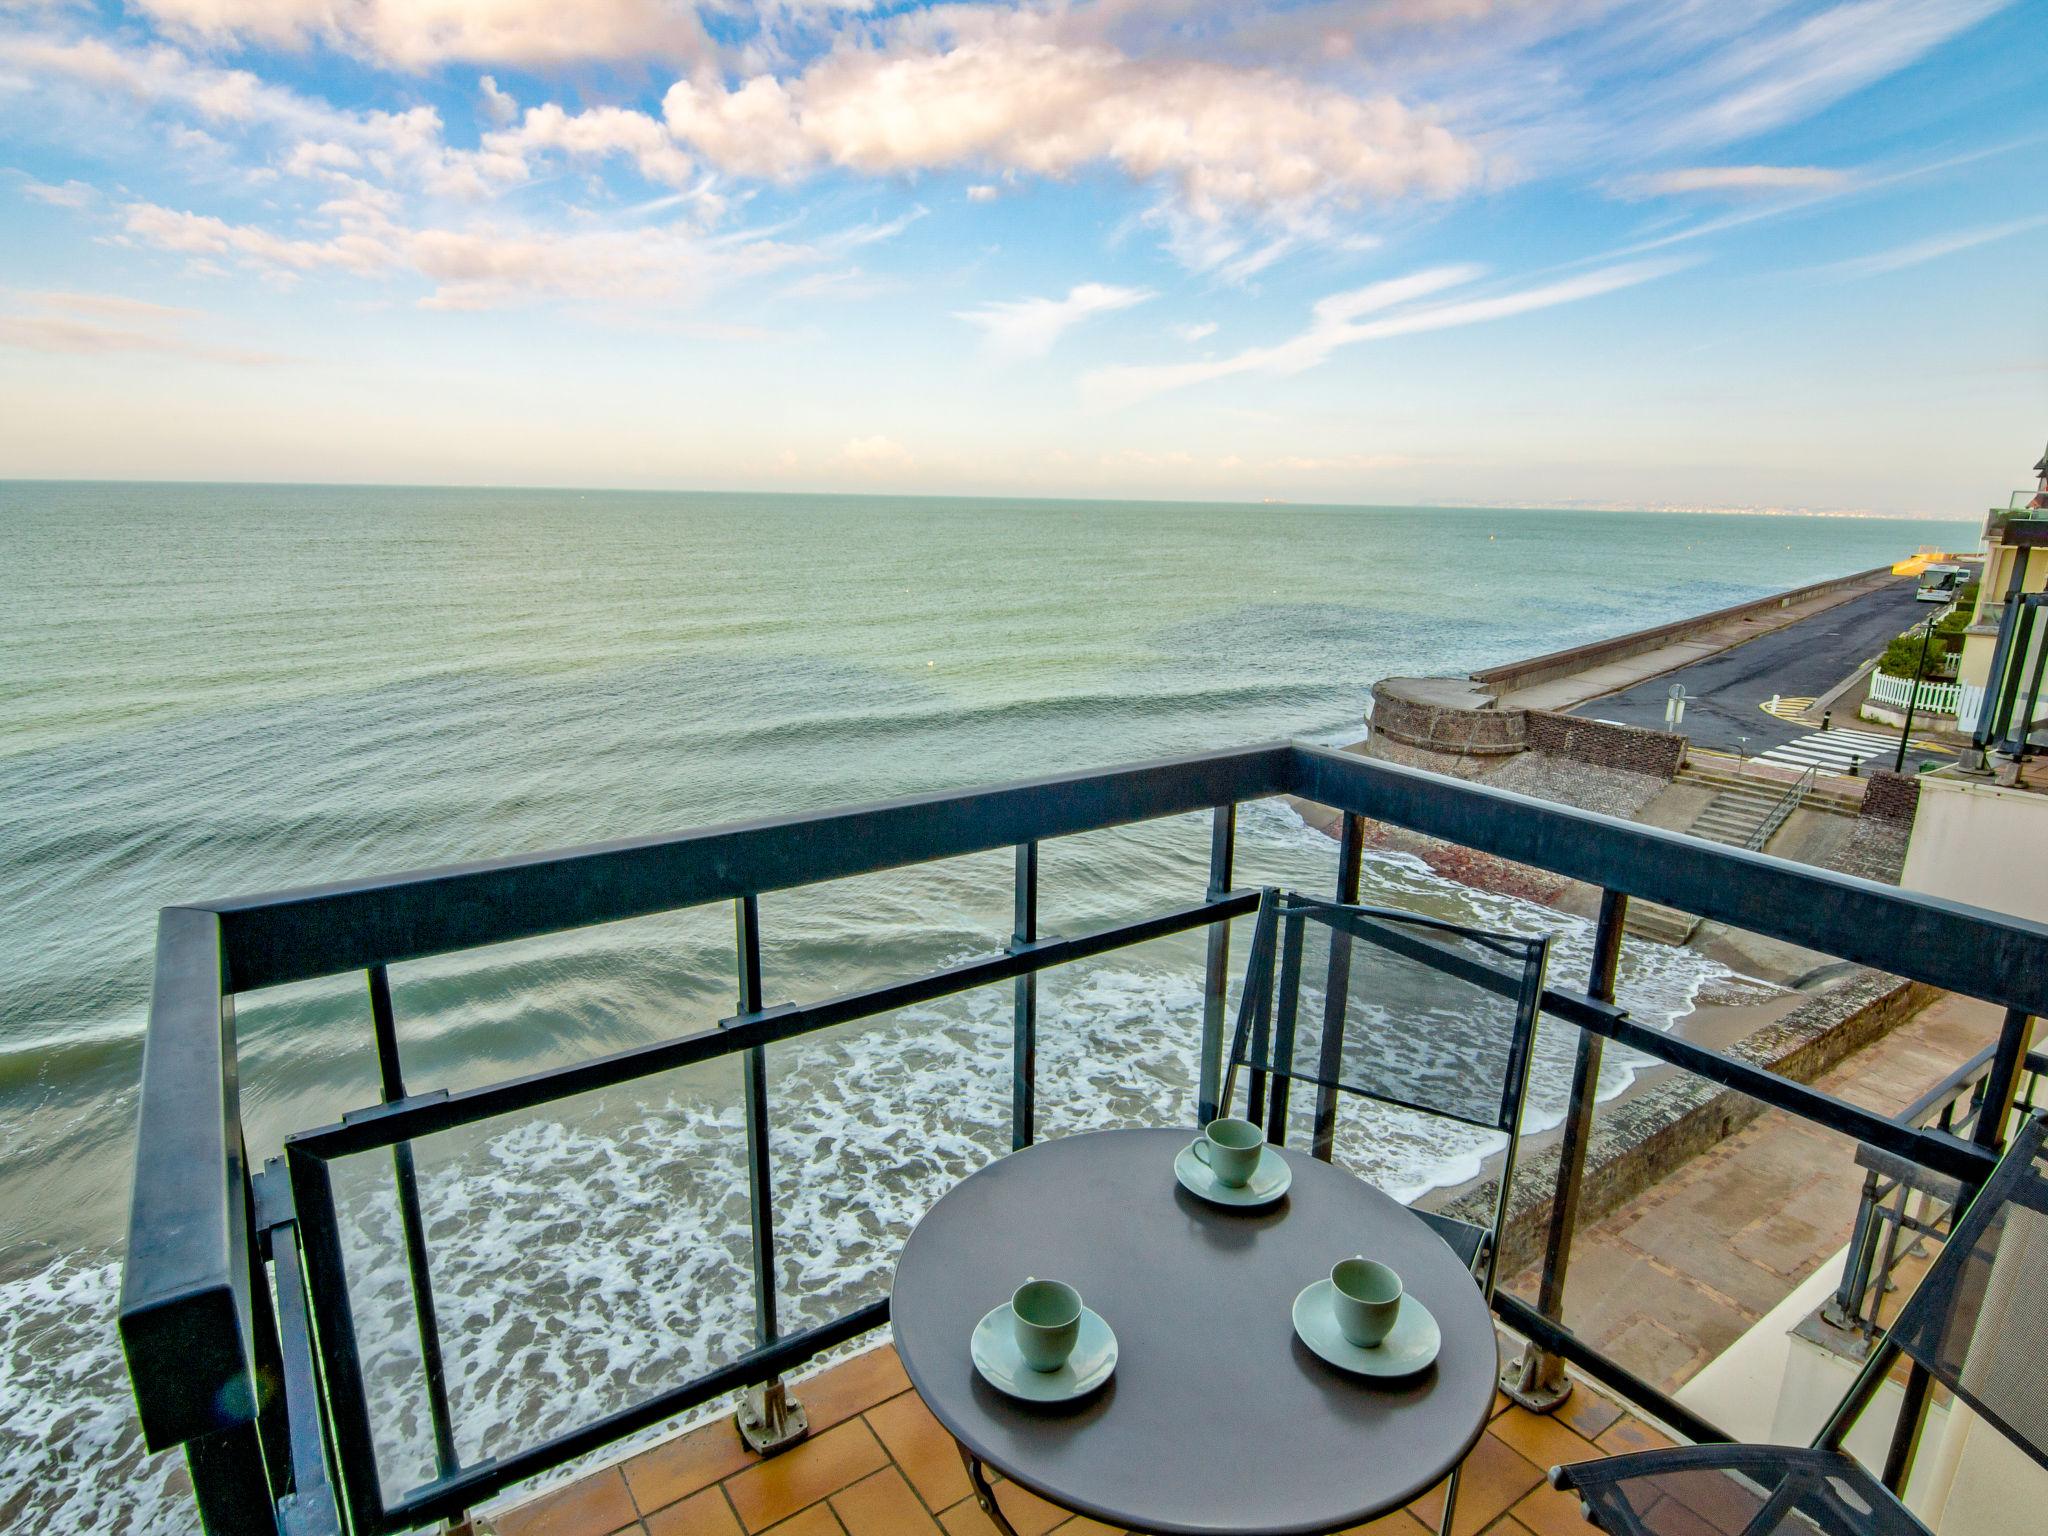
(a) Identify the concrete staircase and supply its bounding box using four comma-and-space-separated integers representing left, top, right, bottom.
1624, 768, 1820, 946
1677, 761, 1862, 816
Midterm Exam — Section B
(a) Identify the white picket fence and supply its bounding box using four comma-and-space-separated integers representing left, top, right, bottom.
1956, 682, 1985, 734
1869, 670, 1962, 716
1953, 680, 2048, 737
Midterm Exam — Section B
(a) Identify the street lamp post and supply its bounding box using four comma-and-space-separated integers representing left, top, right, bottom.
1895, 617, 1939, 774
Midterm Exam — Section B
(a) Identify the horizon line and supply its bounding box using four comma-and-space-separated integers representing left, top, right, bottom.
0, 477, 1985, 522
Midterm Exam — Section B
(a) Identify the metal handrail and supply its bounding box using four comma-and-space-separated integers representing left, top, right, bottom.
121, 742, 2048, 1534
1826, 1045, 2048, 1339
1744, 764, 1815, 851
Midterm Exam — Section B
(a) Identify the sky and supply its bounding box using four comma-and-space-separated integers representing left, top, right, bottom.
0, 0, 2043, 513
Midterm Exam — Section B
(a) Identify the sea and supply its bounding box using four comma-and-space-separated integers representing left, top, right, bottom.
0, 482, 1961, 1532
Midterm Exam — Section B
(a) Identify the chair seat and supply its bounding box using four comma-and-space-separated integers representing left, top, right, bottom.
1552, 1443, 1932, 1536
1416, 1208, 1488, 1274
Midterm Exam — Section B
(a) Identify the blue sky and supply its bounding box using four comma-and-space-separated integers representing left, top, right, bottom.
0, 0, 2042, 512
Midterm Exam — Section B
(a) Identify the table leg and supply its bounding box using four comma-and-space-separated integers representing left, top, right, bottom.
956, 1442, 1024, 1536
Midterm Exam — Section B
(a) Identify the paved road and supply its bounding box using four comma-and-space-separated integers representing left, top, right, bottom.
1573, 579, 1950, 770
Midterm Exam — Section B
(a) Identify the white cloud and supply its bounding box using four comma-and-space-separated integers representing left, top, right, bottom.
662, 20, 1480, 225
1171, 321, 1218, 343
1084, 260, 1679, 406
965, 184, 999, 203
839, 433, 913, 470
1615, 165, 1853, 198
0, 289, 290, 364
2, 32, 449, 174
116, 193, 917, 310
1653, 0, 2010, 150
15, 176, 97, 208
477, 74, 518, 126
1821, 213, 2048, 278
127, 0, 714, 70
123, 202, 397, 277
462, 102, 696, 190
956, 282, 1156, 359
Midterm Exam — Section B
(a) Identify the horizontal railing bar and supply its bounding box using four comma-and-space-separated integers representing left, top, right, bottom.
1576, 1006, 1995, 1187
1493, 1291, 1731, 1447
1290, 743, 2048, 1022
205, 745, 1296, 990
291, 890, 1260, 1159
385, 1299, 892, 1528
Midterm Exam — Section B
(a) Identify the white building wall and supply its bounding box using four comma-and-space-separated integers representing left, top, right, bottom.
1900, 775, 2048, 920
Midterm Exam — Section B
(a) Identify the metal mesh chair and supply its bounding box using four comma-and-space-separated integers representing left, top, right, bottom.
1221, 888, 1553, 1299
1552, 1110, 2048, 1536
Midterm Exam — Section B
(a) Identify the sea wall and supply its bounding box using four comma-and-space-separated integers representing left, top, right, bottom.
1524, 710, 1687, 780
1468, 565, 1893, 696
1430, 969, 1941, 1280
1368, 678, 1526, 756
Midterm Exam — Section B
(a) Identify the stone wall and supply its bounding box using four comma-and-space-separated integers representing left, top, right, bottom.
1861, 769, 1922, 823
1368, 679, 1527, 756
1524, 710, 1687, 780
1429, 969, 1941, 1280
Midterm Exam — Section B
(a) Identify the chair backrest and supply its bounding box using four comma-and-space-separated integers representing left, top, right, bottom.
1880, 1110, 2048, 1473
1222, 888, 1551, 1145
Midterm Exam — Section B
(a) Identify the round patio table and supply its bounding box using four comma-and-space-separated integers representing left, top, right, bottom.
890, 1127, 1497, 1536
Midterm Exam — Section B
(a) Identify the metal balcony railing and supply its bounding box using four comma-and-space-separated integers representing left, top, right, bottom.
118, 742, 2048, 1535
1821, 1043, 2047, 1343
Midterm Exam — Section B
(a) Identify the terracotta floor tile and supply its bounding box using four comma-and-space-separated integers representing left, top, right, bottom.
937, 1481, 1068, 1536
1480, 1519, 1537, 1536
1342, 1508, 1431, 1533
797, 1347, 913, 1434
1488, 1408, 1600, 1477
1410, 1434, 1544, 1536
1633, 1495, 1720, 1536
864, 1390, 972, 1511
757, 1508, 845, 1536
495, 1468, 641, 1536
723, 1421, 889, 1533
1507, 1481, 1601, 1536
1593, 1416, 1675, 1458
644, 1488, 744, 1536
1049, 1518, 1123, 1534
1553, 1386, 1623, 1445
625, 1418, 757, 1514
830, 1466, 943, 1536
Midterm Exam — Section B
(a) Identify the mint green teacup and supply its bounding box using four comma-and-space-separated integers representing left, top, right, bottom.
1012, 1278, 1082, 1372
1331, 1257, 1402, 1348
1192, 1116, 1265, 1188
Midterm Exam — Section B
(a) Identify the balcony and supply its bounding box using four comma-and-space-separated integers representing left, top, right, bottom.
118, 742, 2048, 1536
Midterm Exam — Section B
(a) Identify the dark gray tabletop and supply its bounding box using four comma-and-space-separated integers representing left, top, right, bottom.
890, 1127, 1497, 1536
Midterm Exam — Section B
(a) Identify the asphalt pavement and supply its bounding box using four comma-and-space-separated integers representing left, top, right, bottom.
1571, 579, 1950, 769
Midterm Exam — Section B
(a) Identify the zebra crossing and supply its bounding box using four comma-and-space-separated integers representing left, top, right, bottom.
1753, 727, 1900, 777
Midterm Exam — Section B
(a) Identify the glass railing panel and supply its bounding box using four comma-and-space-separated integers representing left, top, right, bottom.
323, 1053, 753, 1501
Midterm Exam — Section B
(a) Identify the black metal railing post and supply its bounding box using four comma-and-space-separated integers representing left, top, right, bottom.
1311, 815, 1365, 1160
728, 896, 809, 1455
366, 965, 461, 1485
1504, 886, 1628, 1412
1975, 1007, 2037, 1150
1196, 806, 1236, 1125
1011, 842, 1039, 1151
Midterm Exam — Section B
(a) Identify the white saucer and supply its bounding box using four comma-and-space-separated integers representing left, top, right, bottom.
970, 1303, 1118, 1402
1291, 1280, 1441, 1377
1173, 1139, 1292, 1208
